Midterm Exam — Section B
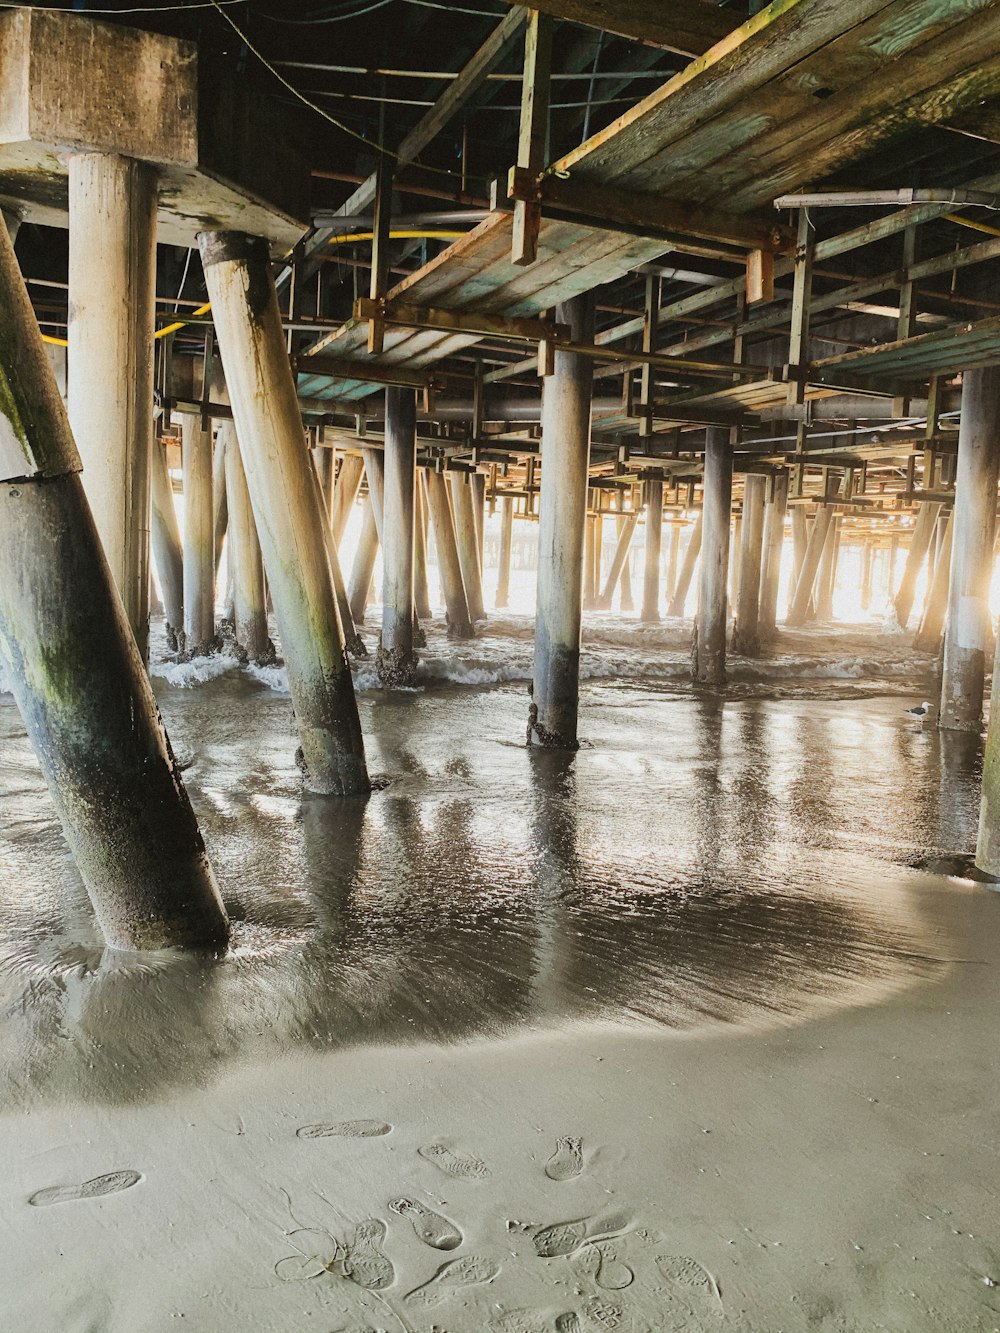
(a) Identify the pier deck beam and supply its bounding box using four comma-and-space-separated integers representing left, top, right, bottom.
198, 230, 369, 795
529, 293, 594, 748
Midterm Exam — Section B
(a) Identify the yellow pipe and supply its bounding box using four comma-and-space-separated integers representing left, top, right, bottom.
944, 212, 1000, 239
38, 232, 465, 348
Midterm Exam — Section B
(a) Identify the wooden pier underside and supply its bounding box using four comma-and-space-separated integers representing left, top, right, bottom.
297, 0, 1000, 406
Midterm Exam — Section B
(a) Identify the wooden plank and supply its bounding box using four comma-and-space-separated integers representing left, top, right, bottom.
512, 10, 552, 266
547, 0, 898, 183
501, 0, 735, 57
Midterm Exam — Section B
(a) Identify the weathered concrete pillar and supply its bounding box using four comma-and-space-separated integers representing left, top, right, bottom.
790, 505, 809, 591
221, 421, 272, 665
180, 416, 216, 656
597, 511, 639, 609
620, 498, 635, 611
348, 498, 380, 627
786, 505, 835, 627
692, 428, 733, 684
2, 207, 19, 242
414, 474, 433, 622
894, 501, 940, 629
0, 220, 228, 951
450, 472, 486, 622
378, 386, 418, 686
815, 512, 839, 620
583, 512, 598, 609
68, 153, 156, 659
732, 473, 767, 655
860, 538, 873, 612
665, 521, 681, 605
363, 446, 385, 540
729, 516, 742, 610
887, 534, 899, 599
424, 470, 474, 638
668, 511, 702, 617
213, 428, 228, 577
198, 231, 369, 795
150, 438, 184, 649
312, 446, 334, 525
641, 479, 663, 622
529, 292, 594, 748
496, 494, 514, 609
472, 471, 486, 567
976, 623, 1000, 877
914, 511, 953, 653
309, 454, 363, 660
940, 366, 1000, 732
758, 469, 788, 638
332, 454, 364, 547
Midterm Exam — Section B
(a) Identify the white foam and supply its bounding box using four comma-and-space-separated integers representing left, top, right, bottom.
151, 654, 240, 688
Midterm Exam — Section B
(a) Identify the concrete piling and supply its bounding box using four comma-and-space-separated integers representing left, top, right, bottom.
424, 470, 474, 639
222, 421, 272, 665
180, 416, 216, 656
198, 230, 369, 795
692, 427, 732, 685
732, 473, 766, 655
641, 479, 664, 623
378, 386, 418, 687
529, 293, 594, 748
150, 437, 184, 649
0, 219, 228, 951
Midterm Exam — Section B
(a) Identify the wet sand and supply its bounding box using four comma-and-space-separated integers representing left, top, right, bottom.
1, 619, 999, 1331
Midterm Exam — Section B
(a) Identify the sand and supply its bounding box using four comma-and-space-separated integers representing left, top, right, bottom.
1, 621, 999, 1331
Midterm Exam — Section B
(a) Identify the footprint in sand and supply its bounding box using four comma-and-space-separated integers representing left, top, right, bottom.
654, 1253, 723, 1314
388, 1196, 462, 1250
28, 1170, 141, 1207
574, 1240, 634, 1291
545, 1136, 584, 1181
296, 1119, 391, 1140
404, 1255, 499, 1308
490, 1309, 547, 1333
339, 1218, 395, 1291
417, 1141, 490, 1181
533, 1210, 631, 1259
555, 1315, 583, 1333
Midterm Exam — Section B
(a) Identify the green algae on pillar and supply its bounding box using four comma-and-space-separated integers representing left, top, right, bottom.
198, 230, 369, 795
0, 220, 228, 952
529, 293, 594, 749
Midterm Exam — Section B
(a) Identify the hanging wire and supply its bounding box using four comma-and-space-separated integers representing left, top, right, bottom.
259, 0, 394, 23
209, 0, 483, 180
0, 0, 247, 12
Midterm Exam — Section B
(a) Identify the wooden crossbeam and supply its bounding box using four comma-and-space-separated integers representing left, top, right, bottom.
500, 0, 734, 57
512, 11, 552, 266
506, 166, 791, 252
292, 354, 442, 392
353, 297, 569, 344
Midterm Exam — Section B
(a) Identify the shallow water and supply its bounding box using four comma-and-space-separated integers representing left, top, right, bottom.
0, 615, 974, 1111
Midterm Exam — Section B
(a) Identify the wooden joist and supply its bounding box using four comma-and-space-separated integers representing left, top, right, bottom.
500, 0, 735, 57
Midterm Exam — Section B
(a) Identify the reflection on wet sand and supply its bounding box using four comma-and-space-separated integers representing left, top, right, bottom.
0, 679, 949, 1111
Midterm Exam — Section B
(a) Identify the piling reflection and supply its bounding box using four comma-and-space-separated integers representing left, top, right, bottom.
0, 682, 955, 1110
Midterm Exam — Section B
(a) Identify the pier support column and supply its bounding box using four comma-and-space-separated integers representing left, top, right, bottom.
68, 153, 157, 659
529, 293, 594, 748
860, 539, 873, 612
198, 231, 369, 795
940, 366, 1000, 731
424, 471, 473, 638
0, 221, 227, 951
732, 473, 767, 655
893, 502, 940, 629
414, 475, 433, 621
222, 421, 272, 665
816, 513, 839, 621
348, 498, 380, 627
665, 521, 681, 608
213, 428, 228, 578
667, 511, 702, 617
450, 472, 486, 622
641, 479, 663, 622
180, 416, 216, 656
786, 505, 834, 627
496, 494, 514, 608
790, 505, 809, 591
758, 469, 788, 639
332, 454, 364, 547
914, 512, 953, 653
378, 386, 418, 686
692, 428, 732, 685
2, 207, 19, 242
597, 511, 639, 609
150, 438, 184, 650
977, 625, 1000, 877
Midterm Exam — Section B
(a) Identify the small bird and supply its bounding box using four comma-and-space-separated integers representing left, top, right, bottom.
905, 700, 932, 719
